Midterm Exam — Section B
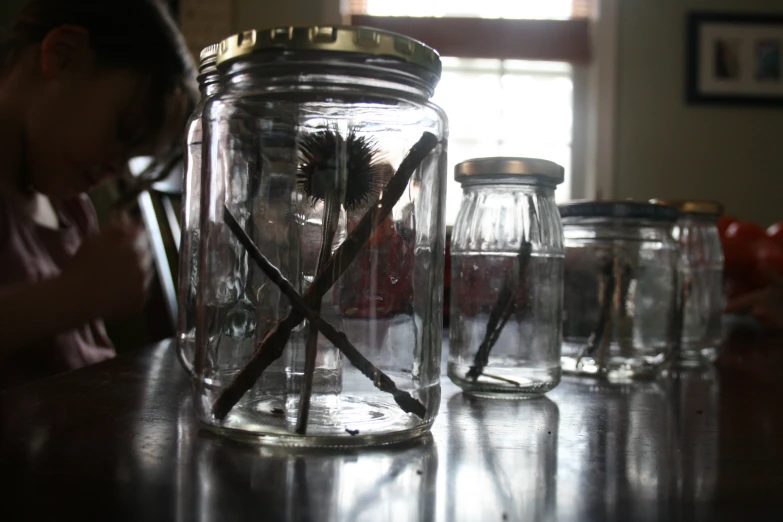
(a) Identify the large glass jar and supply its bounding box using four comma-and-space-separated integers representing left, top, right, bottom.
652, 200, 724, 365
193, 27, 448, 446
177, 43, 221, 376
560, 201, 679, 380
448, 158, 565, 397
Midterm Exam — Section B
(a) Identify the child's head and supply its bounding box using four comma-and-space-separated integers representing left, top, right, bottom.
0, 0, 197, 196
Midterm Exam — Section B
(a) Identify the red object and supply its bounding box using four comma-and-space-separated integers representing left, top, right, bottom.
717, 214, 738, 238
340, 225, 413, 319
753, 237, 783, 283
724, 277, 753, 301
721, 235, 756, 279
766, 222, 783, 246
725, 221, 766, 243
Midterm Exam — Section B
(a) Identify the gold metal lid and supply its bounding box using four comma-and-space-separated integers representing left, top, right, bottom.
650, 199, 723, 216
216, 26, 441, 75
454, 157, 564, 184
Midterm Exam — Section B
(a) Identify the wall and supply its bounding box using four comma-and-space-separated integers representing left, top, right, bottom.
616, 0, 783, 226
233, 0, 341, 31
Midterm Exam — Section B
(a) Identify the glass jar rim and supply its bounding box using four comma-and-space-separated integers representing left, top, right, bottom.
649, 199, 723, 216
559, 200, 678, 222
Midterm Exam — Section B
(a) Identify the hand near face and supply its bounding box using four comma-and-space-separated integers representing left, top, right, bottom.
62, 216, 153, 320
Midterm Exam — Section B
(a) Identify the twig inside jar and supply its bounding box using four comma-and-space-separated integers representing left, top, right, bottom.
295, 129, 384, 434
224, 208, 426, 418
575, 257, 616, 368
465, 241, 532, 383
211, 132, 439, 421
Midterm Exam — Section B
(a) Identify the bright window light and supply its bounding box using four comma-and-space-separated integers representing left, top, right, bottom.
432, 58, 574, 225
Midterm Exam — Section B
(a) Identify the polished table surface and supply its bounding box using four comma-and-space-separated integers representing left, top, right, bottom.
2, 329, 782, 522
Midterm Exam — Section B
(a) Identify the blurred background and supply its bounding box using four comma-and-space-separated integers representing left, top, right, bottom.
2, 0, 782, 348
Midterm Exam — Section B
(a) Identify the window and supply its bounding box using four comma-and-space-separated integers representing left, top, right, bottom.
350, 2, 591, 225
434, 58, 573, 224
354, 0, 580, 20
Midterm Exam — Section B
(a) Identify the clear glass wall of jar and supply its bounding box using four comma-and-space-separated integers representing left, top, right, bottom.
177, 44, 221, 377
652, 200, 724, 365
448, 158, 565, 397
193, 27, 448, 445
560, 201, 679, 380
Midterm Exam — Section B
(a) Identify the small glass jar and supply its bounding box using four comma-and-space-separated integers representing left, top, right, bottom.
652, 200, 724, 365
176, 44, 221, 376
560, 201, 679, 380
448, 158, 565, 397
194, 27, 448, 445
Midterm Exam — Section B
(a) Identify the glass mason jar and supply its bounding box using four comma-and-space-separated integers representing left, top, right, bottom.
177, 43, 221, 377
560, 201, 679, 380
652, 200, 724, 365
193, 27, 448, 446
448, 158, 565, 397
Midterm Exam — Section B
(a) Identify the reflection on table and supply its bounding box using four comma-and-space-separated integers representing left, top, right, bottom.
1, 331, 782, 521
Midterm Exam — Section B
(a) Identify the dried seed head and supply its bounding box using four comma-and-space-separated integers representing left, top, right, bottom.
297, 128, 384, 210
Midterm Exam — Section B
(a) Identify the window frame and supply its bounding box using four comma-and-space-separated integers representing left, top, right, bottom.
349, 7, 619, 202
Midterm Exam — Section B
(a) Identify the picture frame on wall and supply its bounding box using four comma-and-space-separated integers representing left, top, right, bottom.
687, 11, 783, 106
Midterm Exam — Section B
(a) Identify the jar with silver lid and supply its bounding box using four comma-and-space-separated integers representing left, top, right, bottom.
652, 200, 724, 365
193, 27, 448, 445
560, 201, 678, 380
176, 43, 221, 377
448, 157, 565, 397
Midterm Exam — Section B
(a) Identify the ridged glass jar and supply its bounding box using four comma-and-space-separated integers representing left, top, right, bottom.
177, 43, 221, 376
448, 158, 565, 397
193, 27, 448, 446
560, 201, 679, 380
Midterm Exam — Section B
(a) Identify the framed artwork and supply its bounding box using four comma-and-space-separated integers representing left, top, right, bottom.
686, 11, 783, 106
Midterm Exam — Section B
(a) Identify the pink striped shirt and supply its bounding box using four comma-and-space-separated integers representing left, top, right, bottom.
0, 194, 114, 390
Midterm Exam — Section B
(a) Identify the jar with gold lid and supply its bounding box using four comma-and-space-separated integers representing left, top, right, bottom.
652, 199, 724, 365
193, 27, 448, 445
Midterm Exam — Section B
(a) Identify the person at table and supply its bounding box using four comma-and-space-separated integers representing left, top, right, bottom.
0, 0, 196, 389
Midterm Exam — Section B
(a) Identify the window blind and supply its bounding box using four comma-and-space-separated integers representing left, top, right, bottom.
347, 0, 593, 19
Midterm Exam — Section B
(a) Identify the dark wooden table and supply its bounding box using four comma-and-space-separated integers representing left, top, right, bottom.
2, 328, 782, 522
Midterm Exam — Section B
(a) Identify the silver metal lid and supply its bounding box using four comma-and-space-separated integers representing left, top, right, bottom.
198, 43, 220, 84
454, 157, 564, 185
200, 43, 219, 65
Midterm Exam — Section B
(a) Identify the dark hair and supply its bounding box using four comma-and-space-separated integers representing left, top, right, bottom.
1, 0, 197, 149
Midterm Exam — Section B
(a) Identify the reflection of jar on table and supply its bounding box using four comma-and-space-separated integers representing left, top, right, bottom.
444, 393, 559, 522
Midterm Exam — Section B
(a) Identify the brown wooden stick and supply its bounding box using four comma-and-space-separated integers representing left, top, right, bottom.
466, 241, 532, 381
212, 132, 439, 420
224, 208, 426, 418
575, 257, 616, 367
296, 194, 340, 434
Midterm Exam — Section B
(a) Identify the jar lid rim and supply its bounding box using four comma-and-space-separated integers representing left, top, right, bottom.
216, 27, 441, 77
649, 199, 723, 216
559, 200, 679, 221
200, 43, 220, 64
454, 157, 564, 184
